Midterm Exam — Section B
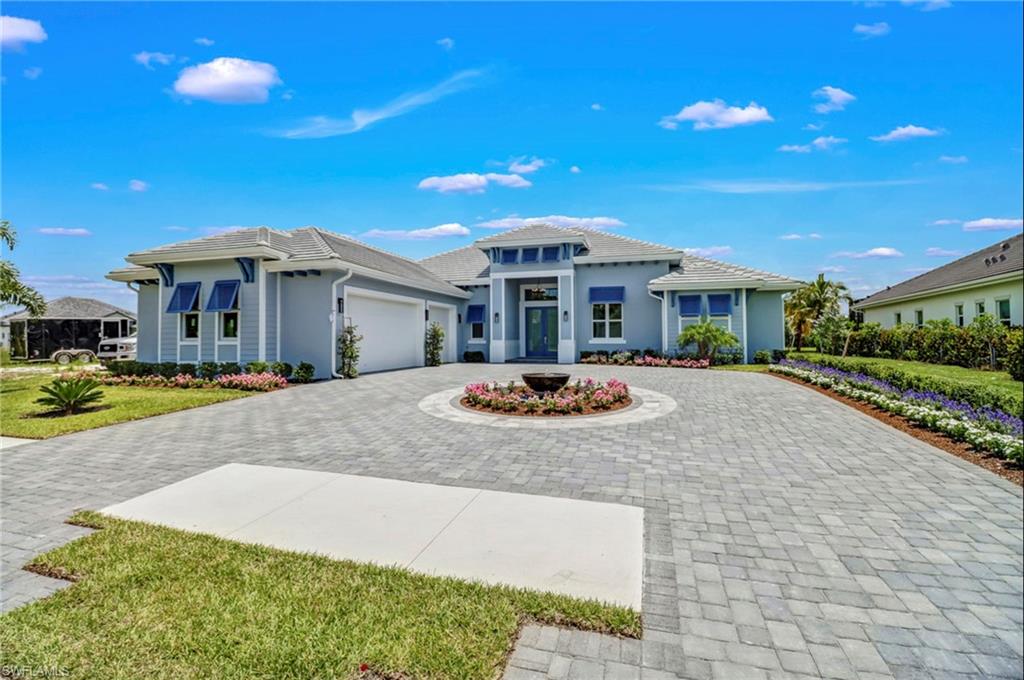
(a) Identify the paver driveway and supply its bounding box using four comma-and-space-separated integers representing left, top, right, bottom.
2, 364, 1022, 679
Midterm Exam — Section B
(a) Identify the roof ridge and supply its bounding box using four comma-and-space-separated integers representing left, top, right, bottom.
419, 243, 477, 262
311, 227, 427, 267
682, 252, 796, 281
297, 226, 340, 259
582, 227, 683, 254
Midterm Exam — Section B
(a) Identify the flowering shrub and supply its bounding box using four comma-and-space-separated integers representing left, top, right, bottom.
581, 352, 709, 369
771, 360, 1023, 463
84, 371, 288, 392
463, 378, 630, 416
216, 372, 289, 391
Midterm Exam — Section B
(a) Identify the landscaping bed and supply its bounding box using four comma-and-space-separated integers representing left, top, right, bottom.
0, 512, 640, 680
461, 378, 632, 416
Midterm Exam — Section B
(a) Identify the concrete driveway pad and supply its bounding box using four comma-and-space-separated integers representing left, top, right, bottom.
102, 462, 644, 608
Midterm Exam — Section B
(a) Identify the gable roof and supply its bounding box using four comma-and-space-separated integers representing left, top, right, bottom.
473, 224, 684, 261
648, 254, 803, 291
118, 227, 468, 298
854, 233, 1023, 309
419, 245, 491, 285
2, 296, 136, 321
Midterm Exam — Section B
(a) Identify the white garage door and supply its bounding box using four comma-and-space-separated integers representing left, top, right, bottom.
347, 291, 422, 373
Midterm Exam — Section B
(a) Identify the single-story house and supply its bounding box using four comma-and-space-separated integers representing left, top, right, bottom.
106, 225, 802, 378
4, 296, 137, 360
853, 234, 1022, 328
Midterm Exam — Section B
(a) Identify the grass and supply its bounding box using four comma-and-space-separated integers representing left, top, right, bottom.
790, 351, 1023, 402
0, 512, 640, 679
711, 363, 770, 373
0, 374, 249, 438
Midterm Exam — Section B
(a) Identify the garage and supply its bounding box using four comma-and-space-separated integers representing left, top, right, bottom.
346, 288, 424, 373
427, 303, 457, 364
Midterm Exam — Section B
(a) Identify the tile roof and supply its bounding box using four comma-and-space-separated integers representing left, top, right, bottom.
419, 245, 491, 284
474, 224, 684, 259
649, 254, 803, 289
855, 233, 1023, 307
3, 296, 136, 321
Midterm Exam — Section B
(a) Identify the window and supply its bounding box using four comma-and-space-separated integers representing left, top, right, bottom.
975, 300, 985, 316
997, 298, 1011, 327
501, 249, 518, 265
707, 294, 731, 331
102, 320, 120, 338
592, 303, 623, 339
220, 311, 239, 340
521, 247, 539, 263
181, 312, 200, 340
954, 304, 965, 327
894, 312, 902, 325
166, 281, 201, 313
466, 304, 486, 342
541, 246, 560, 263
914, 310, 924, 328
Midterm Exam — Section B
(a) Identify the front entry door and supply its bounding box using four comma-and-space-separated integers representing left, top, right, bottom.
525, 306, 558, 358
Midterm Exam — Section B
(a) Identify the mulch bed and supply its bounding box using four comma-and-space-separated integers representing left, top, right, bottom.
770, 373, 1023, 488
459, 395, 633, 418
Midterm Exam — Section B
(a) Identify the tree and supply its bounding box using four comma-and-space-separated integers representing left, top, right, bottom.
785, 274, 851, 350
425, 321, 445, 366
968, 313, 1006, 370
677, 317, 740, 362
0, 220, 46, 317
337, 324, 363, 379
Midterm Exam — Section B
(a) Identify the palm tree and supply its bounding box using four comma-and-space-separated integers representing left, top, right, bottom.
785, 274, 850, 350
0, 220, 46, 317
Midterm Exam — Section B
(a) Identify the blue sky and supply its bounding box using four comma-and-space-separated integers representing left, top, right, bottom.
3, 1, 1022, 311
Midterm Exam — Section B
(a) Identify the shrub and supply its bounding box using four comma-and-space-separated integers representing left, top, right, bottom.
810, 314, 850, 355
425, 322, 444, 367
219, 362, 242, 376
216, 372, 289, 392
337, 325, 362, 379
198, 362, 220, 379
1004, 329, 1024, 381
771, 349, 789, 363
106, 360, 140, 377
270, 361, 293, 378
35, 376, 104, 415
245, 361, 270, 374
157, 362, 179, 379
463, 351, 485, 363
753, 350, 773, 365
678, 318, 740, 363
177, 363, 197, 377
293, 362, 315, 383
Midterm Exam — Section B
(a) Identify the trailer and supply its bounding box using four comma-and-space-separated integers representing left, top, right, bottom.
4, 296, 136, 364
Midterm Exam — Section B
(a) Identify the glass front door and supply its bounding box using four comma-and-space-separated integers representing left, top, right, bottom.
525, 306, 559, 358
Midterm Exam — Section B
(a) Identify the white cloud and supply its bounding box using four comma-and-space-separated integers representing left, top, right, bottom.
37, 228, 92, 237
362, 222, 469, 241
812, 86, 855, 114
962, 217, 1024, 232
133, 51, 175, 70
778, 136, 847, 154
436, 37, 454, 50
569, 165, 582, 174
0, 16, 47, 51
128, 179, 149, 192
779, 233, 803, 240
476, 215, 626, 230
778, 144, 812, 154
870, 124, 943, 142
90, 182, 109, 191
165, 226, 190, 232
901, 0, 952, 11
23, 66, 42, 80
591, 103, 604, 111
652, 178, 920, 194
173, 57, 282, 104
194, 37, 215, 46
808, 233, 823, 239
277, 68, 483, 138
931, 218, 960, 225
833, 247, 904, 259
507, 156, 546, 174
683, 246, 734, 258
417, 172, 530, 194
938, 155, 968, 164
818, 265, 847, 273
925, 247, 962, 257
659, 99, 773, 131
853, 22, 891, 38
803, 122, 825, 131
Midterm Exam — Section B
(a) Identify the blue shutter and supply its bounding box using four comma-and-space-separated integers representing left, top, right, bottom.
521, 247, 539, 263
589, 286, 625, 303
678, 294, 701, 316
466, 305, 486, 323
501, 249, 518, 264
542, 246, 560, 262
206, 280, 241, 312
166, 282, 201, 313
708, 294, 731, 315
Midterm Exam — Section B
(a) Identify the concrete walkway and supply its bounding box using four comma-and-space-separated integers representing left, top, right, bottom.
1, 363, 1021, 679
0, 436, 37, 451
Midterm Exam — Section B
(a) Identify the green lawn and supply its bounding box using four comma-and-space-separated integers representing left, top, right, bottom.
0, 374, 249, 438
1, 512, 640, 680
789, 351, 1023, 402
711, 363, 770, 373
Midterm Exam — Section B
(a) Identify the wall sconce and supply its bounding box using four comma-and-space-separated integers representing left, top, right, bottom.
563, 310, 569, 322
457, 313, 462, 323
494, 311, 500, 323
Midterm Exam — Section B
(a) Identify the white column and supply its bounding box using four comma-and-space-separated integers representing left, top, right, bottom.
156, 282, 163, 362
257, 259, 266, 361
557, 274, 575, 364
489, 279, 505, 363
741, 289, 749, 364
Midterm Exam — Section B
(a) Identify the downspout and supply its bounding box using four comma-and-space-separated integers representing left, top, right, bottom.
648, 288, 666, 354
330, 269, 354, 378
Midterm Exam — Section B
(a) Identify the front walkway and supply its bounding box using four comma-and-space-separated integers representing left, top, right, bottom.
2, 364, 1021, 679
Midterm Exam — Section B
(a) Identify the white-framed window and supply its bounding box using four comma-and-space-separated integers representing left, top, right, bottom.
470, 321, 484, 340
954, 303, 965, 327
996, 298, 1011, 327
914, 309, 924, 328
180, 312, 200, 342
710, 315, 731, 332
219, 311, 239, 340
975, 300, 986, 316
894, 312, 902, 325
592, 302, 623, 340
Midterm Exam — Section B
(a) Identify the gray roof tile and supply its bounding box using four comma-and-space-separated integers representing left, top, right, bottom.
3, 296, 136, 321
474, 224, 683, 259
419, 246, 491, 284
650, 254, 803, 289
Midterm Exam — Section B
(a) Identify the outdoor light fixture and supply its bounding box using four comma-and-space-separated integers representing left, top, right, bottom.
336, 298, 344, 314
563, 310, 569, 322
494, 312, 500, 323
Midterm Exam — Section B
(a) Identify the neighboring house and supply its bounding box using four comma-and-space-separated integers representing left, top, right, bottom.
4, 296, 137, 360
106, 225, 801, 377
853, 234, 1023, 329
0, 319, 9, 351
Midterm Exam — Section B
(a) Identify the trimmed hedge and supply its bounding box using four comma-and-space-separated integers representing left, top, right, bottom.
791, 353, 1023, 416
106, 360, 306, 381
838, 319, 1018, 371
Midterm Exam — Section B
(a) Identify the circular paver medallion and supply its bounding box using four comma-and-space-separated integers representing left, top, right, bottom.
418, 385, 677, 429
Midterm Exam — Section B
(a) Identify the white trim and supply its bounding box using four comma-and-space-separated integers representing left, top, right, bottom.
177, 310, 201, 363
275, 273, 281, 361
490, 269, 575, 280
853, 270, 1022, 310
741, 289, 748, 364
257, 260, 266, 361
649, 279, 801, 292
588, 338, 627, 345
489, 282, 505, 363
106, 267, 160, 282
128, 245, 289, 265
156, 283, 163, 362
589, 301, 624, 343
648, 288, 667, 353
427, 300, 458, 363
218, 311, 241, 343
475, 235, 587, 249
264, 258, 471, 300
468, 338, 487, 344
329, 270, 354, 378
574, 254, 682, 264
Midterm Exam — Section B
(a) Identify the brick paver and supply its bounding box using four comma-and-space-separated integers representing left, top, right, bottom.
2, 364, 1021, 679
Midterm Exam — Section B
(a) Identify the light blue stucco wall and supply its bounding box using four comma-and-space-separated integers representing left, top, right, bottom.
575, 262, 671, 354
668, 289, 747, 359
745, 290, 786, 357
135, 284, 159, 362
279, 272, 333, 378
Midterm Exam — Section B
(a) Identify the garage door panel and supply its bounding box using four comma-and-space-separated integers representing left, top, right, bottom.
348, 294, 421, 373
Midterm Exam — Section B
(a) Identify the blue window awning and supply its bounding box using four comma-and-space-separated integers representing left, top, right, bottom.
589, 286, 625, 304
521, 247, 539, 263
678, 294, 701, 316
166, 282, 201, 313
206, 280, 241, 312
708, 294, 731, 315
542, 246, 560, 262
466, 305, 486, 324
